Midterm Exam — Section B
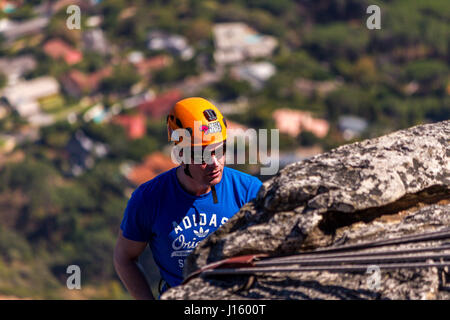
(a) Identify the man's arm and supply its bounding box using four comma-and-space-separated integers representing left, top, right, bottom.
113, 230, 155, 300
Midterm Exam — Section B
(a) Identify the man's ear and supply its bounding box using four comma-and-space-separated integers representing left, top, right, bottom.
179, 149, 186, 168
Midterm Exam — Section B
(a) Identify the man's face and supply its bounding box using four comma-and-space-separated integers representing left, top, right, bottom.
187, 142, 226, 186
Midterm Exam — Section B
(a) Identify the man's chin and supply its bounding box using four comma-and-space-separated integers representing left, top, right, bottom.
207, 171, 223, 185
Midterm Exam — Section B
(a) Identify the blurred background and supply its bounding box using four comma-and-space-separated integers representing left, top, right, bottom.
0, 0, 448, 299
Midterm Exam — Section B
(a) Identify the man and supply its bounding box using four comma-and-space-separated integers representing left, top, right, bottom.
114, 97, 262, 299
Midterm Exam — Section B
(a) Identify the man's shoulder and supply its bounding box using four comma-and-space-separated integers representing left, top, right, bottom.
223, 166, 261, 185
222, 167, 262, 203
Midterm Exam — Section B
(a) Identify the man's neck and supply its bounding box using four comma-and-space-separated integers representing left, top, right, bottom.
176, 166, 211, 196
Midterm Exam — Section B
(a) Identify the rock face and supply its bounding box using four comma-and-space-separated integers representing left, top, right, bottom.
162, 120, 450, 300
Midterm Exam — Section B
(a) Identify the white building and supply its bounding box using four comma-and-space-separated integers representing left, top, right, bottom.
338, 115, 368, 140
0, 55, 37, 85
1, 76, 60, 118
147, 31, 194, 60
231, 61, 276, 89
0, 17, 49, 41
82, 28, 110, 55
213, 22, 278, 65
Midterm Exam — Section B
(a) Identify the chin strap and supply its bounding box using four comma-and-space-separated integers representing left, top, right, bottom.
211, 185, 218, 204
184, 164, 219, 204
184, 164, 192, 178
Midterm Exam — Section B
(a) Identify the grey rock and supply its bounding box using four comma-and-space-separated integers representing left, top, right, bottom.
161, 120, 450, 300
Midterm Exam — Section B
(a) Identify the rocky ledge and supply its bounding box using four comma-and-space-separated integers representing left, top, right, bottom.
162, 120, 450, 300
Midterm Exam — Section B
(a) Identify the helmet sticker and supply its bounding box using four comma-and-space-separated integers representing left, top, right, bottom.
206, 121, 222, 134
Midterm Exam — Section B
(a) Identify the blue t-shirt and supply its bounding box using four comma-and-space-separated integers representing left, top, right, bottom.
120, 166, 262, 287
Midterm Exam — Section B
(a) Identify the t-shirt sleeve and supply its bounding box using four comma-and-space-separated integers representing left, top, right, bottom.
120, 186, 151, 242
246, 177, 263, 203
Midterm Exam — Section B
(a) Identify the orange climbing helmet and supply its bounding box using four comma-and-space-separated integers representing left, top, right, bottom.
167, 97, 227, 147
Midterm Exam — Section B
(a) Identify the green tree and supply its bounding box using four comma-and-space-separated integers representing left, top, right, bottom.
77, 52, 107, 73
99, 0, 127, 35
325, 86, 372, 120
213, 76, 252, 101
404, 60, 448, 91
245, 0, 293, 15
8, 4, 36, 21
298, 131, 319, 147
41, 121, 74, 149
101, 64, 141, 96
0, 72, 7, 89
304, 23, 369, 60
274, 50, 332, 80
0, 227, 33, 262
153, 58, 199, 85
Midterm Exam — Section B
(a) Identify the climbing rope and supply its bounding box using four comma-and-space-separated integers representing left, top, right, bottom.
183, 228, 450, 283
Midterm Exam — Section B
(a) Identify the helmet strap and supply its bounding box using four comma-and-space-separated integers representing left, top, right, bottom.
183, 164, 218, 204
211, 185, 218, 204
184, 164, 192, 178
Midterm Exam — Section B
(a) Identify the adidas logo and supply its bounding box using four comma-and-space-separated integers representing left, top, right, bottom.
193, 227, 209, 238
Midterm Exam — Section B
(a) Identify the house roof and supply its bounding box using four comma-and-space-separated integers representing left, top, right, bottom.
213, 23, 256, 50
126, 152, 178, 186
226, 119, 249, 132
338, 115, 368, 133
273, 108, 329, 138
147, 31, 188, 51
138, 89, 182, 118
61, 67, 112, 96
43, 39, 83, 65
225, 119, 257, 144
2, 76, 60, 113
0, 55, 36, 84
133, 55, 172, 76
112, 114, 146, 140
147, 31, 194, 60
231, 62, 276, 89
0, 17, 49, 41
82, 28, 109, 55
212, 22, 278, 64
0, 1, 23, 13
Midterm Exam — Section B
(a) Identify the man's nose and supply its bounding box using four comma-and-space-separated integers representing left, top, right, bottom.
207, 154, 220, 167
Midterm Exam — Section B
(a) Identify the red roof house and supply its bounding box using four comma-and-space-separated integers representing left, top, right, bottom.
134, 55, 172, 77
272, 108, 329, 138
112, 114, 146, 140
43, 39, 83, 65
127, 152, 178, 186
138, 89, 182, 119
61, 67, 112, 97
